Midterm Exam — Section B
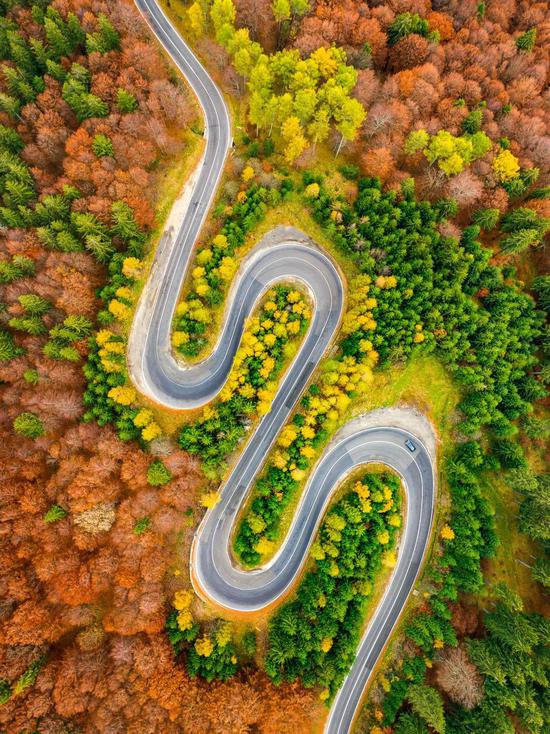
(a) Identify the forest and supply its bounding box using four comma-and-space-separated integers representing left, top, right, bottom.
0, 0, 320, 731
0, 0, 548, 732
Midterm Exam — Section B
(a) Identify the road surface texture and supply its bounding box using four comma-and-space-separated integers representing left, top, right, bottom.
131, 1, 437, 731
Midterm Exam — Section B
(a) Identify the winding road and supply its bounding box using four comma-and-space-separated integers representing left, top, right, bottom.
130, 1, 437, 732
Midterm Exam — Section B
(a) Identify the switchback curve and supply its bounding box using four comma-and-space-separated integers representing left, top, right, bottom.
130, 2, 437, 732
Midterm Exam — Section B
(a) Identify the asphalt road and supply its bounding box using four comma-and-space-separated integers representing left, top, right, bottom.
130, 0, 233, 408
131, 2, 436, 732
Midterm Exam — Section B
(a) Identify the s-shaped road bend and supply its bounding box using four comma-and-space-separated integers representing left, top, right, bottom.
130, 1, 437, 732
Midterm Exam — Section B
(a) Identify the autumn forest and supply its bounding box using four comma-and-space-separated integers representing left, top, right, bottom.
0, 0, 548, 733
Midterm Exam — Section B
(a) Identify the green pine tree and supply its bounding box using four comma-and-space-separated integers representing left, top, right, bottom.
92, 133, 114, 157
116, 87, 138, 113
43, 504, 68, 523
0, 328, 23, 361
147, 459, 173, 486
516, 27, 536, 52
13, 411, 45, 438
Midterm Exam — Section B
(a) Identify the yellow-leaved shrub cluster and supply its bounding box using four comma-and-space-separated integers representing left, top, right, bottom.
173, 589, 195, 632
177, 286, 312, 477
167, 589, 239, 677
492, 148, 521, 182
95, 329, 162, 442
172, 233, 238, 359
107, 279, 137, 322
218, 288, 310, 414
96, 329, 126, 374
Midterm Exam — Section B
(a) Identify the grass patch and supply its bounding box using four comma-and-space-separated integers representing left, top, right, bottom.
353, 354, 460, 442
241, 192, 358, 282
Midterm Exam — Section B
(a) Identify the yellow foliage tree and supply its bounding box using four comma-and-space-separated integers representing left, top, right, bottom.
305, 182, 320, 198
115, 286, 132, 300
108, 299, 131, 320
172, 331, 189, 347
242, 165, 255, 182
440, 523, 455, 541
173, 589, 194, 610
108, 385, 136, 406
133, 408, 154, 427
177, 609, 194, 631
196, 248, 213, 265
213, 234, 228, 249
492, 149, 520, 182
96, 329, 114, 346
187, 1, 206, 37
215, 622, 233, 647
377, 530, 390, 545
201, 491, 221, 509
281, 116, 307, 163
218, 256, 237, 281
195, 635, 214, 657
122, 257, 142, 279
142, 421, 162, 441
255, 536, 275, 556
103, 340, 125, 355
